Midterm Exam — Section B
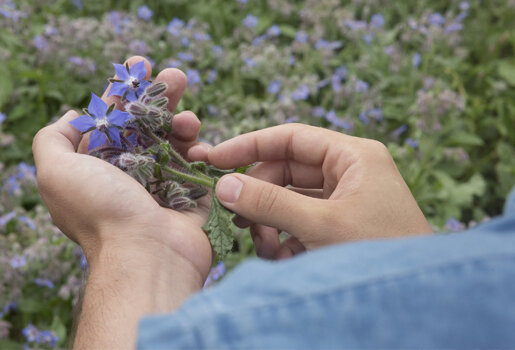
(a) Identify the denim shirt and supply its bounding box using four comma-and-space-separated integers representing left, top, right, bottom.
138, 187, 515, 349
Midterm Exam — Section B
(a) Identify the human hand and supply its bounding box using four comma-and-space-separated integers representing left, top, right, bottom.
200, 124, 432, 259
33, 56, 213, 279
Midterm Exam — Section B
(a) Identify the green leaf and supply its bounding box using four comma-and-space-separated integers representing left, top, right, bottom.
0, 340, 24, 350
498, 61, 515, 86
202, 179, 236, 258
18, 298, 46, 313
206, 164, 253, 177
445, 131, 484, 147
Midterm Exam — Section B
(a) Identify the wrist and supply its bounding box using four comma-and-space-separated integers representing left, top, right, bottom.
74, 239, 203, 349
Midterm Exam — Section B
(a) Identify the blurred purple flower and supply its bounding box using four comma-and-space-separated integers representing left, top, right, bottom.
295, 31, 309, 44
362, 33, 374, 45
242, 14, 258, 28
312, 106, 326, 118
291, 84, 310, 101
44, 25, 58, 36
267, 24, 281, 37
315, 39, 342, 51
384, 45, 395, 55
392, 124, 408, 137
194, 32, 211, 41
71, 0, 83, 10
33, 35, 48, 51
69, 93, 131, 150
108, 61, 151, 101
6, 175, 20, 194
203, 262, 225, 288
212, 45, 223, 56
244, 57, 256, 67
34, 278, 54, 289
370, 13, 385, 28
129, 40, 147, 55
268, 80, 281, 95
181, 37, 191, 47
0, 211, 16, 227
344, 19, 367, 31
186, 69, 201, 85
10, 255, 27, 269
406, 138, 419, 149
445, 217, 465, 232
334, 65, 347, 80
445, 22, 463, 34
359, 113, 369, 125
137, 5, 153, 21
367, 108, 383, 121
22, 324, 39, 342
428, 13, 446, 27
0, 112, 5, 125
459, 1, 470, 11
207, 69, 218, 84
19, 216, 36, 230
167, 59, 182, 68
354, 80, 369, 93
167, 18, 185, 36
37, 330, 59, 346
252, 35, 266, 46
325, 110, 351, 130
177, 52, 193, 62
412, 53, 422, 68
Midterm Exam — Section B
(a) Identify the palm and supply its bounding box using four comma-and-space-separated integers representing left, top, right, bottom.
71, 58, 214, 276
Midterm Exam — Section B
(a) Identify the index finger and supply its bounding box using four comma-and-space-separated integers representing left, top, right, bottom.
208, 124, 355, 169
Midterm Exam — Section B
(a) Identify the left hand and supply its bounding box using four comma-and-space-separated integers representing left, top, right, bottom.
32, 56, 213, 280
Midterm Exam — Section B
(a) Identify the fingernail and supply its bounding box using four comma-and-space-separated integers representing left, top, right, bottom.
216, 176, 243, 203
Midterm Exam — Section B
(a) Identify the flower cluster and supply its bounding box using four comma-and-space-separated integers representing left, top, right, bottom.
69, 62, 220, 210
0, 161, 85, 347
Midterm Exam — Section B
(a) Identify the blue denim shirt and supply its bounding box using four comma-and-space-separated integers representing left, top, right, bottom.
138, 187, 515, 349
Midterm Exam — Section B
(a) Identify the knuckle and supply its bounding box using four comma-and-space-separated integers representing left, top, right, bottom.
365, 139, 393, 163
32, 128, 49, 150
255, 186, 280, 215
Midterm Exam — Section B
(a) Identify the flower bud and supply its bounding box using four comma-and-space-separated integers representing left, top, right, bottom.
168, 196, 196, 210
127, 102, 148, 117
150, 97, 169, 108
145, 82, 168, 98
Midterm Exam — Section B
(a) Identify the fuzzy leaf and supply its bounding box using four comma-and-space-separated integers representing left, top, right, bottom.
203, 179, 236, 258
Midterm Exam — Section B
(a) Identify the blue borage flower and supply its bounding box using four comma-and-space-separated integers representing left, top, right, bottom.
108, 61, 151, 102
69, 93, 131, 150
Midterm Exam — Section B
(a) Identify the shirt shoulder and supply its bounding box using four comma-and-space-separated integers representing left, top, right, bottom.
138, 216, 515, 349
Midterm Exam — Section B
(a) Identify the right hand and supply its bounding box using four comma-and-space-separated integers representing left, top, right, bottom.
198, 124, 432, 260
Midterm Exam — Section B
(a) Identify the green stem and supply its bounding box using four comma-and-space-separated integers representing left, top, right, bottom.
141, 124, 211, 181
163, 166, 214, 188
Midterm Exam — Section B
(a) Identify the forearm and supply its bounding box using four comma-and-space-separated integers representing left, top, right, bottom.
73, 241, 203, 350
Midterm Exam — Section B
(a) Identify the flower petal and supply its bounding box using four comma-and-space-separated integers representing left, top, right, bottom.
108, 82, 129, 97
69, 115, 96, 132
88, 130, 107, 150
126, 90, 138, 102
108, 109, 131, 127
138, 80, 152, 95
88, 93, 108, 119
113, 63, 130, 81
129, 61, 147, 80
107, 127, 121, 146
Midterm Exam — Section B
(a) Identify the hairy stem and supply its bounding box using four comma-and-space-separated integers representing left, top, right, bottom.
163, 166, 214, 188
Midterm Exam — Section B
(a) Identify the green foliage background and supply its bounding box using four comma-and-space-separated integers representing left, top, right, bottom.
0, 0, 514, 347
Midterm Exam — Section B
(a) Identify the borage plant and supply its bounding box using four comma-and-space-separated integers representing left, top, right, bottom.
69, 61, 247, 258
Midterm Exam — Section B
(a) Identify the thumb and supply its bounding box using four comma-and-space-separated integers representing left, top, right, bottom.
215, 174, 324, 240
